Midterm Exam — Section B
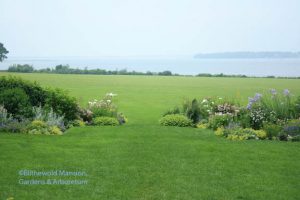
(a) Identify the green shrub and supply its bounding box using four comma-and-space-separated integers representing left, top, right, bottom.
159, 114, 193, 127
0, 76, 80, 122
0, 76, 47, 106
208, 114, 232, 130
263, 123, 282, 139
254, 130, 267, 140
28, 120, 47, 129
71, 119, 86, 127
197, 123, 208, 129
235, 108, 251, 128
26, 120, 63, 135
92, 117, 119, 126
214, 127, 224, 136
45, 88, 79, 121
48, 126, 63, 135
0, 88, 31, 118
223, 128, 258, 140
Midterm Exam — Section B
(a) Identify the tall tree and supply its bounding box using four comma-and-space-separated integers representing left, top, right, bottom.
0, 43, 9, 62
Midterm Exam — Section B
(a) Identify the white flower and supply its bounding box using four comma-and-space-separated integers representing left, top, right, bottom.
202, 99, 208, 103
106, 92, 117, 97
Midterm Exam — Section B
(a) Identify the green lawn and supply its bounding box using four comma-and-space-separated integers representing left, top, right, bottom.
0, 72, 300, 200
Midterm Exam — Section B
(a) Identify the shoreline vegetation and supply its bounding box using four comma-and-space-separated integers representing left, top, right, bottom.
3, 64, 300, 79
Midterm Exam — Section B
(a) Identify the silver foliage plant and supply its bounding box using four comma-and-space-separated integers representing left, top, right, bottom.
32, 105, 64, 127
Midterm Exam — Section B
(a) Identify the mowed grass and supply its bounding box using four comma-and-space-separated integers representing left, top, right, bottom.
0, 72, 300, 200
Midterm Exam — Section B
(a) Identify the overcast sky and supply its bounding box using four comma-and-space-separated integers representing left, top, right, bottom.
1, 0, 300, 57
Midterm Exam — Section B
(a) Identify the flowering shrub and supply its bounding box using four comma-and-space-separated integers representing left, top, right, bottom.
88, 93, 118, 118
87, 93, 126, 126
79, 108, 93, 123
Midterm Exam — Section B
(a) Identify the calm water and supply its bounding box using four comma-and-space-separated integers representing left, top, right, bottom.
1, 57, 300, 77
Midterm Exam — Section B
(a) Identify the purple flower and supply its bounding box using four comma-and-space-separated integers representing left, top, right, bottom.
254, 93, 262, 101
246, 93, 262, 110
270, 89, 277, 95
283, 89, 290, 96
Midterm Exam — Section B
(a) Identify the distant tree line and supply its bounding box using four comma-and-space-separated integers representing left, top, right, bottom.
7, 64, 176, 76
6, 64, 300, 79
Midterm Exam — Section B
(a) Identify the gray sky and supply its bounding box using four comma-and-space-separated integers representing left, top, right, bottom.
1, 0, 300, 57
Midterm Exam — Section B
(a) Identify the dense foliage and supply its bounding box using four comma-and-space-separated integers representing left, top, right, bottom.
0, 76, 127, 134
159, 114, 193, 127
0, 76, 81, 134
92, 117, 119, 126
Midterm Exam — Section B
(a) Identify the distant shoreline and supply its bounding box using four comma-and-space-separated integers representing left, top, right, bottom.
194, 51, 300, 59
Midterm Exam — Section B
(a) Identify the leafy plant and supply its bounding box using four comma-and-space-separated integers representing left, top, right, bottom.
263, 123, 282, 139
184, 99, 201, 124
214, 127, 224, 136
32, 106, 65, 130
92, 117, 119, 126
71, 119, 86, 127
26, 120, 63, 135
45, 88, 79, 121
0, 88, 32, 118
159, 114, 193, 127
207, 114, 232, 130
0, 76, 47, 107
